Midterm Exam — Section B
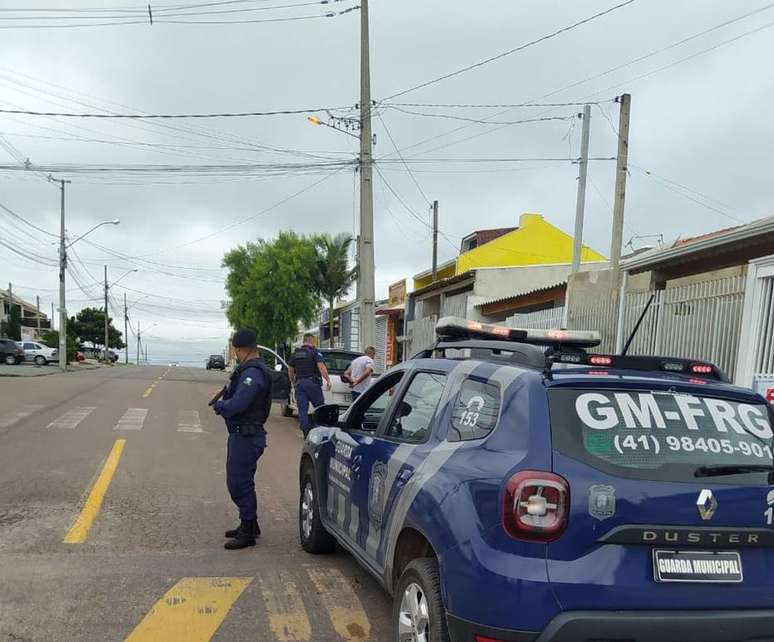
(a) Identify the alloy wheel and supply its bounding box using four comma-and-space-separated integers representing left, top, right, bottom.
397, 582, 430, 642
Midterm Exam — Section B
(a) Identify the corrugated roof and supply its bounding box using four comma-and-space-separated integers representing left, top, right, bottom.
411, 270, 475, 297
475, 281, 567, 308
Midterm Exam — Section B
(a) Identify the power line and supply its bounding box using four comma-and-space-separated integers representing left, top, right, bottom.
0, 105, 352, 119
383, 106, 576, 126
377, 112, 431, 206
0, 200, 58, 237
385, 101, 609, 109
381, 0, 637, 101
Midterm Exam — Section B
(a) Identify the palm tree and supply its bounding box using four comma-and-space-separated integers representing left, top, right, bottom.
313, 233, 358, 348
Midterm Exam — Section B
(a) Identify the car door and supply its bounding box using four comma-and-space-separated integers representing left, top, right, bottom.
257, 345, 291, 401
23, 342, 36, 361
326, 371, 407, 554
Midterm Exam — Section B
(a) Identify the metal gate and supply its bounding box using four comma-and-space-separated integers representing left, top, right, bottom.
736, 255, 774, 387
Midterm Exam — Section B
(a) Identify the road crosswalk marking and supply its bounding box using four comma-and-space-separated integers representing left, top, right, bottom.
47, 406, 96, 430
114, 408, 148, 431
177, 410, 203, 433
124, 577, 252, 642
0, 404, 44, 428
304, 566, 371, 642
258, 572, 312, 642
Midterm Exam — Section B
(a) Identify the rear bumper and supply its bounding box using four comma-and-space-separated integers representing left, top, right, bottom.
449, 609, 774, 642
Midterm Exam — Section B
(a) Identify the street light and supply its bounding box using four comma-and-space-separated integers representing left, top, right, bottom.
66, 219, 120, 248
104, 267, 137, 364
57, 204, 121, 372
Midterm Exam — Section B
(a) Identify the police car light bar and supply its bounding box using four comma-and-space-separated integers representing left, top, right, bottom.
435, 317, 601, 349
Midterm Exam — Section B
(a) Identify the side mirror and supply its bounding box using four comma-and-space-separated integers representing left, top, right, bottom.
396, 400, 412, 419
313, 404, 340, 427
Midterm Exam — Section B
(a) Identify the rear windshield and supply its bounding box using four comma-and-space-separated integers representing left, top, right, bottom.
549, 388, 774, 483
321, 351, 357, 374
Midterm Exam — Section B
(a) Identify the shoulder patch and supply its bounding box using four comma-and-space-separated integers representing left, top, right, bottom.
243, 377, 253, 386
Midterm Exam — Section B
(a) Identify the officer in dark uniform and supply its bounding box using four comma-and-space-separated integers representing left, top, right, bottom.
212, 329, 272, 550
288, 333, 331, 436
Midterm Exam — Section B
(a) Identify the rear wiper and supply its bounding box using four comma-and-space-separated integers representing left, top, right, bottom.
695, 464, 774, 481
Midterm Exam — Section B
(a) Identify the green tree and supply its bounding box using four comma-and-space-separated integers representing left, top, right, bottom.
71, 307, 125, 350
223, 231, 320, 348
313, 233, 357, 348
0, 304, 21, 340
40, 327, 78, 362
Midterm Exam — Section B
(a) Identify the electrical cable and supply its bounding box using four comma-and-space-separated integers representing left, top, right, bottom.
381, 0, 637, 101
0, 105, 353, 119
377, 112, 431, 206
384, 107, 576, 127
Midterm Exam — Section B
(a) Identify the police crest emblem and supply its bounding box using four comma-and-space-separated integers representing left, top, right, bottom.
368, 462, 387, 525
588, 485, 616, 521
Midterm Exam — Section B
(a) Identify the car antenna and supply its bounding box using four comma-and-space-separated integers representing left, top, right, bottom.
621, 293, 656, 356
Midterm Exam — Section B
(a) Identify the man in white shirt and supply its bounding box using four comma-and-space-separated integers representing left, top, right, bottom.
345, 346, 376, 401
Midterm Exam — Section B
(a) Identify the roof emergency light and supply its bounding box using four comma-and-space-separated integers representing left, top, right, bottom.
435, 316, 601, 349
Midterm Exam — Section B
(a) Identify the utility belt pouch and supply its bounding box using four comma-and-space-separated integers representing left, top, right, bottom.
239, 422, 258, 437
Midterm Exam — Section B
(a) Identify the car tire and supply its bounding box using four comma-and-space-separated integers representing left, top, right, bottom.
4, 354, 16, 365
299, 468, 336, 554
393, 558, 450, 642
34, 355, 46, 366
282, 401, 294, 417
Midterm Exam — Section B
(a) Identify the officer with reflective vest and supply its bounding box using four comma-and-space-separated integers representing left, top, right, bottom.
288, 333, 331, 436
212, 329, 272, 550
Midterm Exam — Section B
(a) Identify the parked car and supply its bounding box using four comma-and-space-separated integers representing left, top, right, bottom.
206, 354, 225, 370
0, 338, 24, 365
270, 347, 373, 418
298, 317, 774, 642
18, 340, 58, 366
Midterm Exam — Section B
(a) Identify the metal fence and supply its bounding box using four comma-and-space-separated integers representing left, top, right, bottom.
405, 315, 437, 357
566, 275, 746, 378
506, 307, 565, 330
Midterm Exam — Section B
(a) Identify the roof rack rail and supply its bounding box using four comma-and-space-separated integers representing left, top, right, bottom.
435, 316, 601, 349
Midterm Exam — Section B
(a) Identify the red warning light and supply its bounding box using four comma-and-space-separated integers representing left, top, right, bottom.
589, 355, 613, 366
690, 364, 713, 375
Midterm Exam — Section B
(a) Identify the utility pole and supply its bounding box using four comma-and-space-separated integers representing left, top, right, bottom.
51, 303, 55, 331
36, 295, 41, 335
358, 0, 375, 351
124, 293, 129, 365
571, 105, 591, 274
7, 282, 12, 329
58, 180, 71, 371
103, 265, 109, 363
610, 93, 631, 276
137, 320, 141, 366
431, 200, 439, 282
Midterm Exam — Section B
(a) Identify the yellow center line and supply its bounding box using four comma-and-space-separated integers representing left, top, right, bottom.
124, 577, 252, 642
258, 572, 312, 641
64, 439, 126, 544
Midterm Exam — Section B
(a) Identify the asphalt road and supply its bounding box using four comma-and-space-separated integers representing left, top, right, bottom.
0, 365, 392, 642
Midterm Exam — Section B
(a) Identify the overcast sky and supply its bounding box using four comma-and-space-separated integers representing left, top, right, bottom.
1, 0, 772, 364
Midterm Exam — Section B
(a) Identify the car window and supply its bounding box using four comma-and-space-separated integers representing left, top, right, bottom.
321, 351, 357, 374
449, 378, 501, 442
385, 372, 447, 443
350, 372, 404, 432
24, 343, 35, 350
34, 344, 43, 350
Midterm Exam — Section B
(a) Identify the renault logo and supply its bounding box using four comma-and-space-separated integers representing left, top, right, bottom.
697, 489, 718, 521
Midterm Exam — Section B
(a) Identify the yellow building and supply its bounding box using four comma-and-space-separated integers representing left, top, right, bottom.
413, 213, 606, 290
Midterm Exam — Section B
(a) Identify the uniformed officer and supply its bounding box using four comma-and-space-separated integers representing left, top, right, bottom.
212, 329, 272, 550
288, 333, 331, 436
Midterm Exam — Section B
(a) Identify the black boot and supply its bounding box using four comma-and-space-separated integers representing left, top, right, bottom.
224, 519, 260, 539
224, 520, 258, 549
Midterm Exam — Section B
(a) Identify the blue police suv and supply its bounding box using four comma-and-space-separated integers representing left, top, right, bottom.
298, 317, 774, 642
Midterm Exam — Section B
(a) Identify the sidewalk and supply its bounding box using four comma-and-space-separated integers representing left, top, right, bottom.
0, 360, 127, 377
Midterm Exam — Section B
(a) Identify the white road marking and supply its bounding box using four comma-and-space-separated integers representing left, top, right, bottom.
114, 408, 148, 431
0, 404, 44, 428
177, 410, 203, 433
48, 406, 96, 430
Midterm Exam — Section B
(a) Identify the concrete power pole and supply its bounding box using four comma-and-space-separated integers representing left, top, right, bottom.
571, 105, 591, 274
124, 293, 129, 365
36, 295, 41, 335
358, 0, 375, 351
431, 200, 439, 282
137, 320, 141, 366
103, 265, 110, 364
610, 93, 631, 276
58, 180, 71, 371
51, 303, 55, 331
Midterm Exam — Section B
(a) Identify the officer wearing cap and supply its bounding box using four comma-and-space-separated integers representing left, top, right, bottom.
288, 333, 331, 436
212, 328, 272, 550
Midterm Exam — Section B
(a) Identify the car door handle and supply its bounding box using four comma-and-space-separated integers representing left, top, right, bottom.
397, 469, 413, 483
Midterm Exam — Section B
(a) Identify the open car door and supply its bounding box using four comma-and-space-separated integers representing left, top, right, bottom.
257, 345, 291, 401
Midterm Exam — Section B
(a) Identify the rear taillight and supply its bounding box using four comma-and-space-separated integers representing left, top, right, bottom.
503, 470, 569, 542
690, 363, 713, 375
